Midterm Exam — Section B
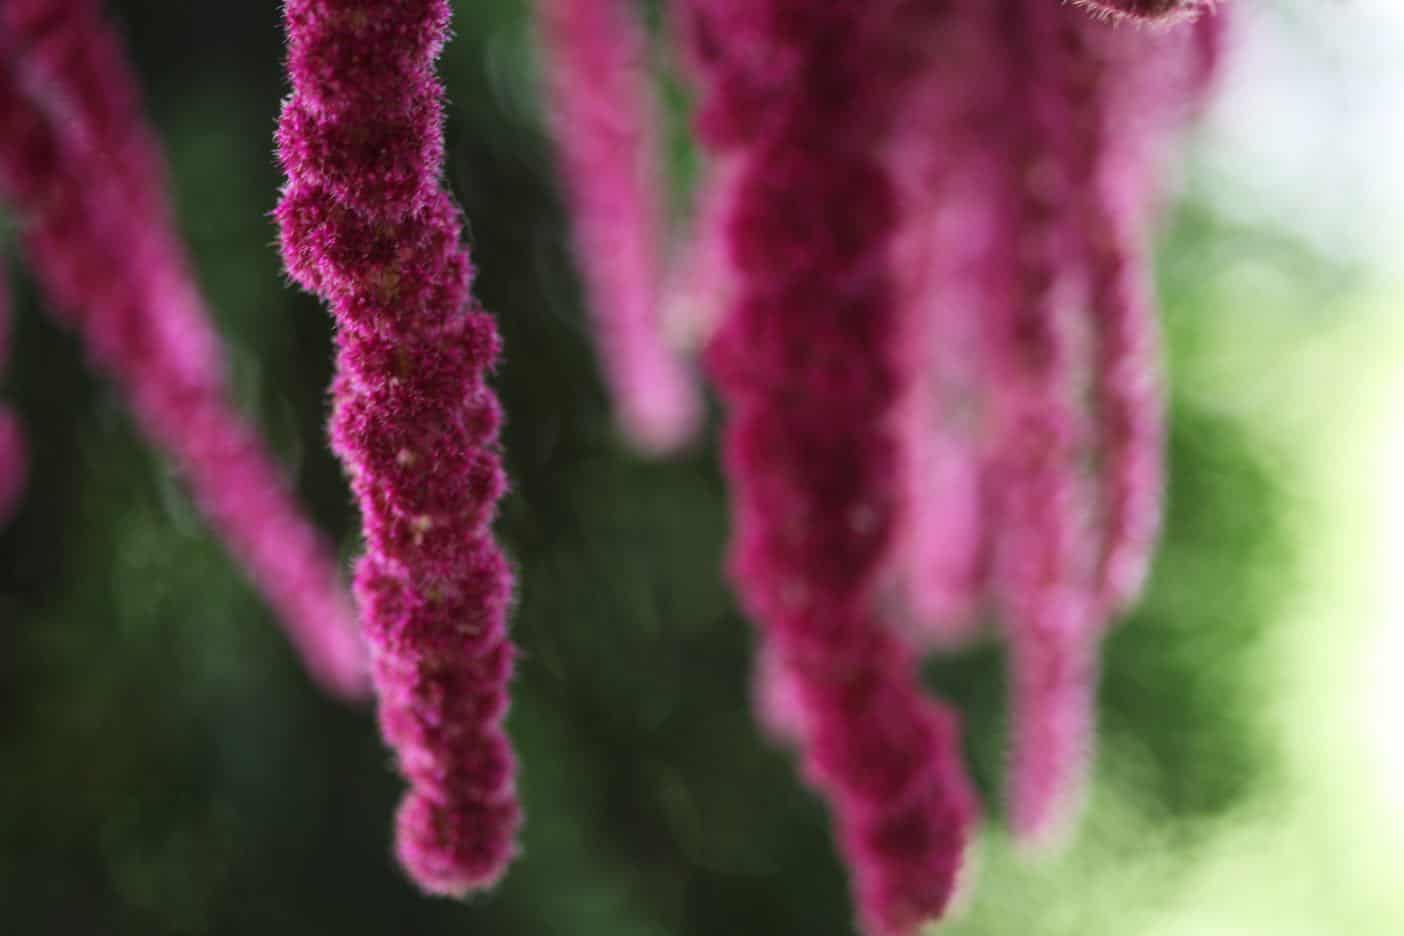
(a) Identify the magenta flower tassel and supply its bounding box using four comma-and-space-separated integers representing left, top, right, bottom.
1080, 30, 1176, 618
996, 2, 1212, 843
884, 10, 1004, 648
539, 0, 701, 453
690, 2, 977, 932
275, 0, 520, 894
0, 260, 25, 528
658, 155, 739, 362
983, 0, 1102, 845
0, 12, 367, 699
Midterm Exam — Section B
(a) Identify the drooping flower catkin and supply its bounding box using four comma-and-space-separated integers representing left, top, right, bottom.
0, 3, 367, 698
981, 0, 1102, 845
994, 0, 1220, 843
539, 0, 701, 453
688, 2, 978, 932
275, 0, 521, 894
884, 1, 1003, 648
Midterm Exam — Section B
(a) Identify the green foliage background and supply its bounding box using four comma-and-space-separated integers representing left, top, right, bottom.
0, 2, 1357, 933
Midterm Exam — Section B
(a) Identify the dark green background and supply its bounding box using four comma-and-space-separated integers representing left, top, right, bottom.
0, 2, 1329, 933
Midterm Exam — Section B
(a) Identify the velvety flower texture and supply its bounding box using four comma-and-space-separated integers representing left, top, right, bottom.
275, 0, 520, 895
538, 0, 702, 453
0, 0, 367, 698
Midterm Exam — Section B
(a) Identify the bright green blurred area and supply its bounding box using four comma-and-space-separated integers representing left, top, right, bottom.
1, 2, 1400, 934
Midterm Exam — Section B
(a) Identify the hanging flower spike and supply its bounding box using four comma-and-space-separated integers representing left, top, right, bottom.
999, 1, 1207, 847
1067, 7, 1230, 620
884, 4, 1004, 648
1072, 19, 1197, 618
276, 0, 521, 894
984, 0, 1102, 846
539, 0, 702, 454
692, 2, 978, 933
4, 0, 233, 394
1073, 0, 1212, 25
0, 9, 367, 699
0, 259, 25, 529
658, 152, 739, 367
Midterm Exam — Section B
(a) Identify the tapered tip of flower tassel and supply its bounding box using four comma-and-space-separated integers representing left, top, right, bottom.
617, 372, 704, 456
394, 787, 522, 897
752, 641, 806, 746
1007, 625, 1099, 852
289, 584, 369, 700
843, 702, 980, 936
0, 408, 26, 528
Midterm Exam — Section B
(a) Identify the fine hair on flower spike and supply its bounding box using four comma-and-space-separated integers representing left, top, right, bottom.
276, 0, 521, 895
1072, 0, 1214, 25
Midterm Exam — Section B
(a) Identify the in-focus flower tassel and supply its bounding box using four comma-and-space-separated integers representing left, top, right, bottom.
539, 0, 702, 453
276, 0, 521, 894
0, 4, 367, 699
689, 2, 978, 933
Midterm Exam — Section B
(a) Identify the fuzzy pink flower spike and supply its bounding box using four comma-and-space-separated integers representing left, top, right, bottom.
884, 4, 1006, 648
0, 261, 25, 529
0, 2, 367, 699
692, 2, 978, 932
539, 0, 702, 453
998, 1, 1214, 844
276, 0, 521, 895
983, 0, 1101, 846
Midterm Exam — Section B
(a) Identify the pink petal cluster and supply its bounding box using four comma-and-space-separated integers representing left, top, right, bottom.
275, 0, 520, 895
538, 0, 702, 453
0, 0, 367, 698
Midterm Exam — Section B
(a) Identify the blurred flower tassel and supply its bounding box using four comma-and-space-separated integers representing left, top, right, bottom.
538, 0, 703, 454
0, 0, 368, 699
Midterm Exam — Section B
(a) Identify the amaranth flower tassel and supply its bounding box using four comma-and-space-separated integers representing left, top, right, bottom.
984, 0, 1102, 846
276, 0, 520, 894
539, 0, 702, 453
0, 4, 367, 698
996, 0, 1217, 843
689, 2, 978, 932
884, 2, 1003, 648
